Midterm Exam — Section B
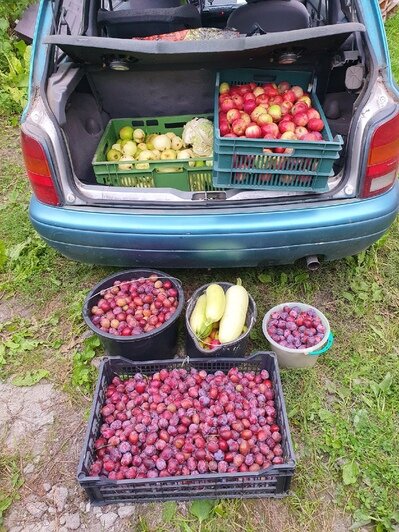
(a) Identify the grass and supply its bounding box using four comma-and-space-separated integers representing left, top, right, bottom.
0, 10, 399, 532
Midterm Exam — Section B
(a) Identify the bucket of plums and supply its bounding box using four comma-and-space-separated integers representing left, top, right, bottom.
262, 302, 333, 368
83, 269, 184, 360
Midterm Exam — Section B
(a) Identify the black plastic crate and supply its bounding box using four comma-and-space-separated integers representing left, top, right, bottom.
77, 353, 296, 505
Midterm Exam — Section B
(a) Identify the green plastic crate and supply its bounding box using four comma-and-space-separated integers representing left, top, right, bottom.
93, 114, 214, 192
213, 69, 343, 192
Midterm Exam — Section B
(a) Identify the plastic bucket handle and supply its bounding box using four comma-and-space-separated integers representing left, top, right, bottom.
308, 332, 334, 356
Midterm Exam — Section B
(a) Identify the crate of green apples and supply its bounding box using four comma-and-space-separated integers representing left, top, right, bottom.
93, 114, 215, 192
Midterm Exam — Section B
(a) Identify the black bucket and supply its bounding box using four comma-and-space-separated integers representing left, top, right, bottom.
83, 269, 184, 360
185, 282, 257, 357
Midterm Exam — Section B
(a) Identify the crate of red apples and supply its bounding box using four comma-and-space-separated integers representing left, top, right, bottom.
213, 69, 343, 191
77, 352, 295, 505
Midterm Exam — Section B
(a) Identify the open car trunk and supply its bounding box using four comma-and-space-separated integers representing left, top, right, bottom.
45, 22, 368, 203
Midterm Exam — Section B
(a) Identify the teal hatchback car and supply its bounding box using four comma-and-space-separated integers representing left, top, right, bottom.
21, 0, 398, 268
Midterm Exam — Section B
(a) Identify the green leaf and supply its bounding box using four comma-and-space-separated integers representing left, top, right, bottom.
0, 18, 8, 32
379, 372, 393, 394
0, 240, 7, 270
0, 344, 5, 366
279, 272, 288, 286
0, 497, 12, 513
258, 273, 272, 284
189, 500, 214, 523
213, 502, 228, 517
162, 501, 177, 523
318, 408, 333, 422
342, 462, 359, 485
12, 369, 49, 387
349, 509, 372, 529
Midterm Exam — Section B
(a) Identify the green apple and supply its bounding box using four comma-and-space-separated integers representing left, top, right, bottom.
138, 150, 154, 161
112, 143, 122, 152
107, 149, 122, 161
119, 126, 134, 141
161, 149, 177, 160
195, 160, 205, 168
171, 136, 183, 151
122, 141, 137, 157
136, 162, 150, 170
133, 129, 145, 143
146, 134, 157, 150
177, 149, 192, 160
118, 157, 134, 170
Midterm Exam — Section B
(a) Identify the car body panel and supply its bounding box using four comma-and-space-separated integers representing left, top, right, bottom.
30, 182, 399, 267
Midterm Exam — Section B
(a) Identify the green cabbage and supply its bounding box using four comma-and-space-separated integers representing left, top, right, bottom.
182, 118, 213, 157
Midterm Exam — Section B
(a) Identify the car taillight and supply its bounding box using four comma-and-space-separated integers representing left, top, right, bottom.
21, 131, 60, 206
361, 111, 399, 198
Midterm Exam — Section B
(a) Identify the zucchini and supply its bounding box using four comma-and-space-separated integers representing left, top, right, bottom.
189, 293, 207, 334
218, 279, 249, 343
205, 284, 226, 324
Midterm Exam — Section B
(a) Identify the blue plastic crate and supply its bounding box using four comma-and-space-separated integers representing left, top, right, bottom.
213, 69, 343, 192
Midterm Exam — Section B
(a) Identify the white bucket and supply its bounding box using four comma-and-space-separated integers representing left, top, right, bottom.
262, 302, 333, 368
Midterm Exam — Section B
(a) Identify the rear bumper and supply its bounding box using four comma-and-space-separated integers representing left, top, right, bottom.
30, 183, 399, 267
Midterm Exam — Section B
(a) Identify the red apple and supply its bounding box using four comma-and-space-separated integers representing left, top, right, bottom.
281, 101, 293, 115
274, 147, 286, 153
313, 131, 323, 140
291, 86, 304, 99
219, 93, 231, 103
308, 118, 324, 132
298, 95, 312, 107
280, 113, 292, 123
238, 84, 251, 95
243, 92, 256, 102
261, 123, 279, 137
224, 133, 238, 138
250, 105, 267, 122
295, 126, 308, 139
218, 111, 227, 122
219, 82, 230, 94
270, 95, 284, 105
279, 121, 295, 134
240, 112, 251, 126
245, 124, 262, 138
283, 90, 297, 104
307, 108, 320, 120
230, 85, 242, 95
255, 94, 269, 107
292, 102, 309, 115
292, 112, 309, 127
226, 108, 241, 124
278, 81, 291, 94
268, 105, 282, 121
243, 100, 257, 114
232, 94, 244, 110
263, 84, 279, 97
263, 133, 277, 140
232, 119, 247, 136
220, 98, 235, 113
302, 132, 318, 141
249, 82, 257, 90
220, 122, 231, 136
257, 113, 273, 126
253, 87, 265, 97
280, 131, 297, 140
